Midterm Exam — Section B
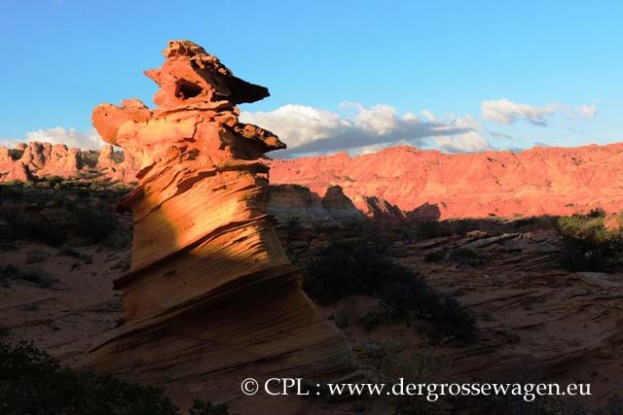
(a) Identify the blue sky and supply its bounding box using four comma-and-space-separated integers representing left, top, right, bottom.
1, 0, 621, 156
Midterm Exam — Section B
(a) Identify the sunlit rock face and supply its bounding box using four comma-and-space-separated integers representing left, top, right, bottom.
84, 40, 352, 385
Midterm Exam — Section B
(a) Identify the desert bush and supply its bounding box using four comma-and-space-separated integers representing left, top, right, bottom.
73, 208, 130, 247
555, 210, 623, 271
556, 211, 615, 244
26, 249, 51, 264
4, 216, 66, 246
187, 400, 229, 415
447, 248, 483, 267
304, 242, 477, 341
424, 249, 445, 263
413, 219, 449, 239
0, 265, 56, 289
0, 184, 24, 202
0, 264, 20, 279
0, 340, 227, 415
44, 175, 64, 189
377, 274, 477, 341
19, 268, 56, 289
361, 338, 446, 415
74, 208, 118, 242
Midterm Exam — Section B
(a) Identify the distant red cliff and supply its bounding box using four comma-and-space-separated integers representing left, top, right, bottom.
269, 143, 623, 219
3, 140, 623, 220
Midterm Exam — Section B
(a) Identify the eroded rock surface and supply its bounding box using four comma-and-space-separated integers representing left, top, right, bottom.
270, 144, 623, 219
83, 40, 352, 395
5, 140, 623, 223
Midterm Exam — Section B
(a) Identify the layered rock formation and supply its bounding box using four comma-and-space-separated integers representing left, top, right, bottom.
391, 230, 623, 402
5, 124, 623, 222
83, 41, 352, 389
0, 141, 140, 183
267, 184, 363, 225
95, 144, 139, 182
270, 143, 623, 219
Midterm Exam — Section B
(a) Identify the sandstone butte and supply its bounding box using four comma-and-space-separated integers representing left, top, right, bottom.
4, 139, 623, 222
81, 40, 354, 392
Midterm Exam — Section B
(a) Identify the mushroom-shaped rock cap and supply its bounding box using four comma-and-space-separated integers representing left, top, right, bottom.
92, 41, 285, 155
145, 40, 270, 108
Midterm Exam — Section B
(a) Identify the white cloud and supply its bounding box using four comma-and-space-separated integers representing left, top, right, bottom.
240, 103, 489, 157
1, 127, 105, 150
481, 99, 557, 126
420, 109, 437, 122
481, 98, 597, 126
433, 132, 491, 153
575, 105, 597, 118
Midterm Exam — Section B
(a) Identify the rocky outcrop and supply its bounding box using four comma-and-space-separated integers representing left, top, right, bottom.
270, 143, 623, 219
391, 230, 623, 401
38, 144, 81, 176
267, 184, 363, 225
0, 142, 139, 184
0, 147, 12, 170
95, 144, 140, 182
96, 144, 116, 170
5, 139, 623, 221
267, 184, 335, 224
4, 161, 34, 183
321, 185, 363, 221
83, 41, 352, 392
20, 142, 51, 170
358, 195, 406, 222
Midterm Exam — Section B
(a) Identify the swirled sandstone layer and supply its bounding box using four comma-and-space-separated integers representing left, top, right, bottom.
83, 40, 352, 387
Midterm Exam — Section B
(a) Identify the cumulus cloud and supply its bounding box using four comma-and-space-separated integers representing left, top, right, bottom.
481, 98, 597, 126
1, 127, 105, 150
240, 103, 490, 157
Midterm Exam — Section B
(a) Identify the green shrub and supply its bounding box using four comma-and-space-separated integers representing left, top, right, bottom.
555, 210, 623, 271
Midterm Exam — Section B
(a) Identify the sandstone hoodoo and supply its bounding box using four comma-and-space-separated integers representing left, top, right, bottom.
84, 41, 352, 388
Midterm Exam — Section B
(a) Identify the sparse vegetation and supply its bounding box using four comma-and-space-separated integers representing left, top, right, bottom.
361, 338, 446, 415
0, 182, 133, 250
73, 208, 130, 248
25, 249, 51, 264
187, 400, 229, 415
303, 241, 478, 341
3, 216, 67, 246
0, 326, 9, 338
555, 209, 623, 271
0, 264, 56, 288
19, 268, 56, 288
0, 339, 227, 415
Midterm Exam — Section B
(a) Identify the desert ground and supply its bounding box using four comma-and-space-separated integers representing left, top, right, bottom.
1, 175, 622, 414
